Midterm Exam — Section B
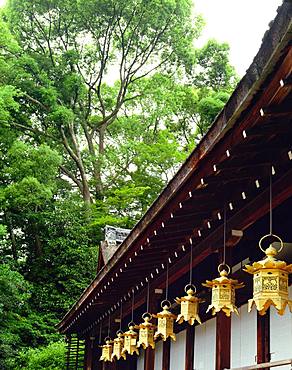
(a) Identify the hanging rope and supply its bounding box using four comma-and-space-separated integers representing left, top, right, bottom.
99, 321, 102, 344
165, 260, 169, 301
223, 204, 227, 265
269, 169, 273, 235
146, 280, 150, 313
189, 242, 193, 285
119, 300, 123, 331
131, 289, 135, 323
107, 313, 111, 338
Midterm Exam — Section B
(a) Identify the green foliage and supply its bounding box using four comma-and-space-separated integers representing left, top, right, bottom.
0, 264, 30, 369
0, 1, 237, 369
16, 341, 66, 370
193, 39, 238, 91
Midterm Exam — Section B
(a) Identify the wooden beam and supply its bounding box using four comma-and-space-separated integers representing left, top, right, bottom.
185, 325, 195, 370
225, 359, 292, 370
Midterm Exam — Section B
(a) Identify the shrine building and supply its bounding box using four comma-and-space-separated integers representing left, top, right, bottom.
58, 2, 292, 369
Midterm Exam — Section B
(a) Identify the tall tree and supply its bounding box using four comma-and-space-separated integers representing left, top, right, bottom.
3, 0, 203, 203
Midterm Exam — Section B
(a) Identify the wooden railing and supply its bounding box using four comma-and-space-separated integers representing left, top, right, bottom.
225, 359, 292, 370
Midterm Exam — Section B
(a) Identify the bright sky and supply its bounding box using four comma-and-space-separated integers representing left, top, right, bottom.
0, 0, 283, 76
194, 0, 283, 76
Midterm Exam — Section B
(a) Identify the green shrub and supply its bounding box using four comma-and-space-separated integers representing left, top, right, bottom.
17, 341, 66, 370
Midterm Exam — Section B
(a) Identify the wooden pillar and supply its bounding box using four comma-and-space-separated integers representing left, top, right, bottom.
257, 311, 270, 367
76, 337, 80, 369
84, 337, 95, 370
185, 325, 195, 370
144, 348, 155, 370
162, 339, 170, 370
214, 230, 239, 370
66, 335, 71, 370
216, 312, 231, 370
129, 354, 137, 370
94, 340, 103, 370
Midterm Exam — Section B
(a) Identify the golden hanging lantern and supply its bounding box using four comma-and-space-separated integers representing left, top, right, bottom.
203, 264, 244, 317
111, 331, 126, 361
122, 323, 139, 356
137, 313, 156, 349
175, 284, 204, 325
99, 337, 113, 362
154, 300, 176, 342
244, 234, 292, 316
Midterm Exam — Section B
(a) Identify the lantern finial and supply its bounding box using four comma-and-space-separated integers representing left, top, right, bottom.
203, 264, 244, 317
244, 233, 292, 315
176, 284, 203, 325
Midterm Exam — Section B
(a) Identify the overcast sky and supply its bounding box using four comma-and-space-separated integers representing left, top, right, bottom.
0, 0, 283, 76
194, 0, 283, 76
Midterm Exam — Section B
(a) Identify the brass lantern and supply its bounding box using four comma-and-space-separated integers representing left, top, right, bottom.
100, 337, 113, 362
176, 284, 203, 325
244, 234, 292, 315
154, 300, 176, 342
137, 313, 156, 349
203, 264, 244, 317
112, 331, 126, 361
122, 323, 139, 356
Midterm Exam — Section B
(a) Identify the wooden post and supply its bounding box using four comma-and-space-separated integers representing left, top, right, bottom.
257, 311, 270, 368
215, 231, 237, 370
162, 338, 170, 370
129, 354, 137, 370
84, 337, 95, 370
94, 340, 103, 370
145, 347, 155, 370
216, 311, 231, 370
185, 325, 195, 370
76, 337, 80, 369
66, 335, 71, 370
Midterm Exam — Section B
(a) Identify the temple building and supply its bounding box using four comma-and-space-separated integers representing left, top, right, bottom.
58, 2, 292, 369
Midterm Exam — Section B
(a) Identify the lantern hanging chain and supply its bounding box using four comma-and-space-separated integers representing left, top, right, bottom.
146, 280, 150, 313
223, 204, 227, 265
108, 313, 111, 338
165, 260, 169, 301
269, 170, 273, 235
131, 289, 135, 323
119, 300, 123, 331
189, 242, 193, 285
99, 321, 102, 344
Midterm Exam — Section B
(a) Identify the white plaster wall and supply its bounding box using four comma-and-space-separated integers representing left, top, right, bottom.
194, 318, 216, 370
269, 285, 292, 370
231, 303, 257, 367
137, 348, 144, 370
170, 330, 186, 370
154, 340, 163, 370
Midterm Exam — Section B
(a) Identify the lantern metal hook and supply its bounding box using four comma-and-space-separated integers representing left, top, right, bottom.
259, 233, 283, 254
